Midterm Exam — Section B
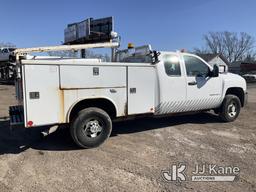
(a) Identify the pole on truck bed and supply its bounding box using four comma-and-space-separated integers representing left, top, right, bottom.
14, 42, 119, 55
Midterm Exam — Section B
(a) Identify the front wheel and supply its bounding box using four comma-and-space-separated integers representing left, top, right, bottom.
70, 107, 112, 148
219, 95, 241, 122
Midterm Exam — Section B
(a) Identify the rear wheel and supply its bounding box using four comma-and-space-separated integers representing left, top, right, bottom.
70, 107, 112, 148
219, 94, 241, 122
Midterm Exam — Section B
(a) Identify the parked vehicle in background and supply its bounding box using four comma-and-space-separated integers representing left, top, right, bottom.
243, 73, 256, 83
0, 47, 16, 62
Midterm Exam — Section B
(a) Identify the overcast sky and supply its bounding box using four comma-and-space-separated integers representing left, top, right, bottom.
1, 0, 256, 52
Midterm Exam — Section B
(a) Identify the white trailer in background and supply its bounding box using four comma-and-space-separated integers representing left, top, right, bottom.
10, 42, 248, 148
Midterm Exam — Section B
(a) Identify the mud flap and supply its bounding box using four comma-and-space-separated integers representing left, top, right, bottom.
9, 105, 24, 126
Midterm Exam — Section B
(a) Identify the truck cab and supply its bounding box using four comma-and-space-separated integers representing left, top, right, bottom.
155, 51, 247, 115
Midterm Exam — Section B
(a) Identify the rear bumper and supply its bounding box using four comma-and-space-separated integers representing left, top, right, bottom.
9, 105, 24, 126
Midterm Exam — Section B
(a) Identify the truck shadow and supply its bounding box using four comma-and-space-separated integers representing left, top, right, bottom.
0, 81, 15, 86
0, 112, 222, 154
111, 112, 221, 136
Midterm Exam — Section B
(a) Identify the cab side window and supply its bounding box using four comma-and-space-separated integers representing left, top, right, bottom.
184, 55, 209, 77
163, 54, 181, 76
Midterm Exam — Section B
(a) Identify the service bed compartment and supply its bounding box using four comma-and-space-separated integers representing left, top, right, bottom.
59, 65, 126, 89
14, 62, 155, 127
22, 65, 61, 127
128, 66, 155, 115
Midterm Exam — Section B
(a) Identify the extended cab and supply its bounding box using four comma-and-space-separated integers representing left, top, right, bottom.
10, 44, 247, 148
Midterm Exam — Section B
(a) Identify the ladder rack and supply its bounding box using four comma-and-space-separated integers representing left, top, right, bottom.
14, 42, 119, 55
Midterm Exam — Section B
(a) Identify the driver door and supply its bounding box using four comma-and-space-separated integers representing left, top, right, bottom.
182, 54, 223, 111
156, 53, 187, 114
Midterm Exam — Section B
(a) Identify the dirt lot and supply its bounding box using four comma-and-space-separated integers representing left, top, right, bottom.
0, 84, 255, 192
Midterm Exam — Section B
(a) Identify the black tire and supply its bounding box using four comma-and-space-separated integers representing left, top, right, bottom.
219, 94, 241, 122
70, 107, 112, 148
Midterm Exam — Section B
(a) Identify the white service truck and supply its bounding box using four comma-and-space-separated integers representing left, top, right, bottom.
10, 42, 248, 148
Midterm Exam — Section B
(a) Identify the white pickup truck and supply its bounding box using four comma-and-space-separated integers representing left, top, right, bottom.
10, 44, 247, 148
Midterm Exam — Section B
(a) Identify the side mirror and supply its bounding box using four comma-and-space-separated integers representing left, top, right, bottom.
209, 65, 219, 77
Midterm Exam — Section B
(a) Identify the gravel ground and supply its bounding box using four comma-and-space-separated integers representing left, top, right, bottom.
0, 83, 255, 192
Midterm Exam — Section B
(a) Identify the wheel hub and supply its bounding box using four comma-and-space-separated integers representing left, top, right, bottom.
85, 120, 103, 138
228, 102, 237, 117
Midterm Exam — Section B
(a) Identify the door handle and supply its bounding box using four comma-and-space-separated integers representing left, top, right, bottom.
188, 81, 197, 86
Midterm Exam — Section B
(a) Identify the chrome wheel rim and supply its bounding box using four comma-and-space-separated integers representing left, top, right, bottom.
84, 119, 103, 138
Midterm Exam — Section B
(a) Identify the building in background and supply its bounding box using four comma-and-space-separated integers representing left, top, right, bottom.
230, 61, 256, 74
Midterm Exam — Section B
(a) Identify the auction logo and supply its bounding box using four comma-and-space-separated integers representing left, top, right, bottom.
161, 163, 187, 182
162, 163, 240, 183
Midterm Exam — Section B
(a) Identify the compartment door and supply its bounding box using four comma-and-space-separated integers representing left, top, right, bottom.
24, 65, 61, 126
128, 67, 155, 115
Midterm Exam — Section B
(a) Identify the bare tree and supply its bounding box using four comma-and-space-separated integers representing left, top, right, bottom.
244, 52, 256, 62
193, 47, 208, 55
194, 31, 255, 63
